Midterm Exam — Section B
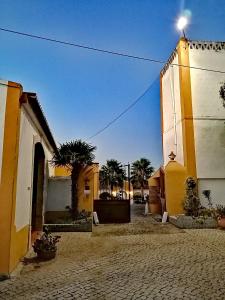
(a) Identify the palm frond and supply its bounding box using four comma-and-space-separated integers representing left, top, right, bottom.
100, 159, 126, 190
51, 139, 96, 168
131, 158, 154, 187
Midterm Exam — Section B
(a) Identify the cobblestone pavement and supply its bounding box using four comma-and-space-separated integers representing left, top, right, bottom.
1, 205, 225, 299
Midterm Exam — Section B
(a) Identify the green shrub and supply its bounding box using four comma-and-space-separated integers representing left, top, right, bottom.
183, 177, 201, 217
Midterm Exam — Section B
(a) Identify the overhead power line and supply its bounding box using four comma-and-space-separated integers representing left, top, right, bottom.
1, 27, 225, 74
88, 77, 158, 140
1, 27, 225, 138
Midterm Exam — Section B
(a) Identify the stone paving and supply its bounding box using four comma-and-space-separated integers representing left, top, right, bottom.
1, 205, 225, 299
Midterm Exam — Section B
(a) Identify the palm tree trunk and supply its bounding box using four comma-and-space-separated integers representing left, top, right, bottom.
71, 167, 80, 217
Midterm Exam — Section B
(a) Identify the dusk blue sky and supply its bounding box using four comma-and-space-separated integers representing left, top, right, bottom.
0, 0, 225, 168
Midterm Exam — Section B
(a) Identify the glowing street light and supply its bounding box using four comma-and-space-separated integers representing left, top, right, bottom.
177, 16, 188, 38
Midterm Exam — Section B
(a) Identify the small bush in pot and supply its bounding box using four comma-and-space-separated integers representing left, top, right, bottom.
33, 227, 61, 260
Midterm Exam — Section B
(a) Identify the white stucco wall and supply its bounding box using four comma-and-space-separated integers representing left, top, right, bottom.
15, 109, 36, 231
161, 54, 184, 166
15, 106, 55, 231
0, 80, 8, 184
189, 44, 225, 205
189, 46, 225, 178
198, 179, 225, 207
46, 177, 71, 211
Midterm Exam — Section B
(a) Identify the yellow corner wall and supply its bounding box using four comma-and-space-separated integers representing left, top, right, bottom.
55, 166, 71, 176
148, 177, 158, 187
177, 38, 197, 178
0, 82, 24, 274
9, 225, 29, 272
164, 161, 186, 215
77, 164, 99, 212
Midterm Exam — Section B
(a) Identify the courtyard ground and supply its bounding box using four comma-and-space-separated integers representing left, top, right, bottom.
1, 204, 225, 299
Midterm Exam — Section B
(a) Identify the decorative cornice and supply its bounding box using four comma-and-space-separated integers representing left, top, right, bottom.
160, 39, 225, 77
160, 48, 178, 76
188, 40, 225, 51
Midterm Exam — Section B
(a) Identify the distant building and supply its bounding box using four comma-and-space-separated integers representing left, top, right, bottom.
159, 38, 225, 214
99, 180, 149, 200
46, 164, 99, 223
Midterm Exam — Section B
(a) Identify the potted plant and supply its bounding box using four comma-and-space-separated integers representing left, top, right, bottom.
33, 227, 61, 260
216, 205, 225, 228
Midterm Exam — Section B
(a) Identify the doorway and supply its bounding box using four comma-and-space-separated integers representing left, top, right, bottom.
31, 142, 45, 233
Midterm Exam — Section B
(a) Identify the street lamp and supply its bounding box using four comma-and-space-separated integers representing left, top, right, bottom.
124, 163, 131, 201
177, 16, 188, 38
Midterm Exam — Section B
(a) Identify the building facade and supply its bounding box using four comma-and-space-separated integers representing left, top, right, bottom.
160, 38, 225, 214
0, 80, 56, 276
45, 164, 99, 223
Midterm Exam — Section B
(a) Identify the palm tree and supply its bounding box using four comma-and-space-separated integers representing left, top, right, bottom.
99, 159, 126, 196
131, 158, 154, 200
99, 169, 109, 191
51, 140, 96, 216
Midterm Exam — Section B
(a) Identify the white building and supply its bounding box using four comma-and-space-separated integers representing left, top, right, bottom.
0, 81, 56, 276
160, 38, 225, 211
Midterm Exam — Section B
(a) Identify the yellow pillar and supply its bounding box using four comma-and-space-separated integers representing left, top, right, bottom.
164, 160, 187, 215
177, 38, 197, 179
0, 82, 23, 275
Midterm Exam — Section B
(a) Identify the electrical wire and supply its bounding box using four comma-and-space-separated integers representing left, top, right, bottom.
1, 26, 225, 139
1, 27, 225, 74
87, 77, 158, 140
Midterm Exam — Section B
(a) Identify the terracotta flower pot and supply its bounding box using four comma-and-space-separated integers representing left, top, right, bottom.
36, 250, 56, 260
218, 217, 225, 229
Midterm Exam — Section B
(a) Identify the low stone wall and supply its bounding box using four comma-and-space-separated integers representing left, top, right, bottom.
44, 222, 92, 232
45, 211, 71, 224
169, 215, 217, 229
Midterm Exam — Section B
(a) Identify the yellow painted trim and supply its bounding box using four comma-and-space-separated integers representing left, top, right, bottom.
159, 74, 165, 162
148, 177, 158, 187
77, 164, 99, 212
55, 166, 71, 176
177, 39, 197, 178
10, 225, 30, 271
0, 82, 23, 274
